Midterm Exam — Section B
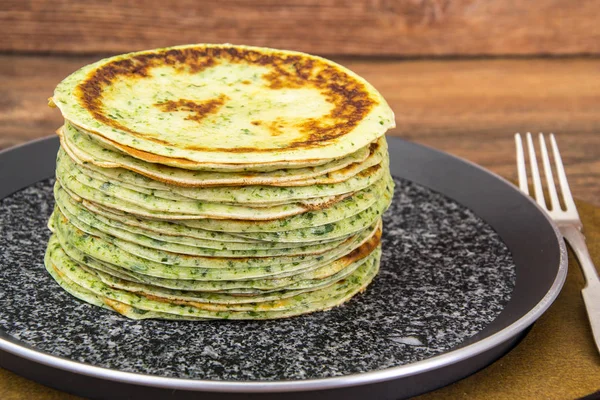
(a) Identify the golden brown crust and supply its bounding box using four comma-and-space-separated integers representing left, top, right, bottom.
102, 298, 134, 315
154, 95, 229, 123
76, 45, 378, 153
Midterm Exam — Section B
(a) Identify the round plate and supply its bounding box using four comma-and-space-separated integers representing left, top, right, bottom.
0, 136, 567, 400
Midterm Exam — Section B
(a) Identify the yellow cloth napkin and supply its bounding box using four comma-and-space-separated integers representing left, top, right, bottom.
1, 201, 599, 400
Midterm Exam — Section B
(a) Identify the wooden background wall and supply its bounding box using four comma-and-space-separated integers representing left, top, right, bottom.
2, 0, 600, 57
2, 0, 599, 204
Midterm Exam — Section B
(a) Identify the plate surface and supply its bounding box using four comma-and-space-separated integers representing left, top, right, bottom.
0, 136, 567, 400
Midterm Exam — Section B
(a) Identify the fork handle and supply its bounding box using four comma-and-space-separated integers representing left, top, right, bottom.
561, 226, 600, 353
562, 227, 600, 287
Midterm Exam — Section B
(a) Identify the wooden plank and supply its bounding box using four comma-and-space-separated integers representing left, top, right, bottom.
2, 0, 600, 56
0, 54, 599, 205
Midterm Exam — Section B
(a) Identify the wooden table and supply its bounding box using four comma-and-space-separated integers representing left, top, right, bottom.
1, 55, 599, 205
1, 54, 599, 400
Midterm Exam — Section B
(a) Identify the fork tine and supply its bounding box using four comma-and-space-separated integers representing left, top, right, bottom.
515, 133, 529, 195
539, 133, 561, 211
526, 133, 547, 209
549, 134, 578, 212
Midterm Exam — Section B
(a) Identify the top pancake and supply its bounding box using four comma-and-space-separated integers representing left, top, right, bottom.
52, 44, 395, 166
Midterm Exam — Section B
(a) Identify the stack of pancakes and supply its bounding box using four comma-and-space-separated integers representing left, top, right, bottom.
44, 44, 396, 320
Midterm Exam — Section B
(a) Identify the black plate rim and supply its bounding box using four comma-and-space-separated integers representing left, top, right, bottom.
0, 135, 568, 393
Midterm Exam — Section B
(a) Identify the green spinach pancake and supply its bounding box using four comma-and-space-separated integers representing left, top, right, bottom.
45, 44, 395, 320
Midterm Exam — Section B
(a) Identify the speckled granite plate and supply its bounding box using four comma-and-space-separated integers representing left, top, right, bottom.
0, 137, 567, 400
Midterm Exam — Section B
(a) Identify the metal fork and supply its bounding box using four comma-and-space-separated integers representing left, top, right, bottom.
515, 132, 600, 354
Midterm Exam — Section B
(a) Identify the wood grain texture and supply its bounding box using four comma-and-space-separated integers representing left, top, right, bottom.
0, 55, 598, 205
2, 0, 600, 56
